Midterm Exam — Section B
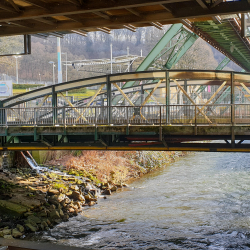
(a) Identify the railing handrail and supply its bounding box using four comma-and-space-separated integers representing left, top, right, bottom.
0, 103, 249, 127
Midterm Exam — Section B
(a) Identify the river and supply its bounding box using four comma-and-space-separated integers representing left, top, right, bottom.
37, 152, 250, 249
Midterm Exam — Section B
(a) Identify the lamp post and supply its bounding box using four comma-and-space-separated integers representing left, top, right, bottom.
13, 55, 21, 84
39, 73, 41, 84
49, 61, 55, 85
110, 43, 113, 74
62, 52, 68, 82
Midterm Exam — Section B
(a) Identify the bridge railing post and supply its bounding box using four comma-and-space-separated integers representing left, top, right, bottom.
160, 105, 162, 126
34, 108, 37, 126
231, 72, 235, 148
63, 107, 66, 126
165, 71, 170, 124
107, 76, 112, 125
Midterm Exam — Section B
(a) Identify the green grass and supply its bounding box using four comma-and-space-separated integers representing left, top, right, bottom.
13, 89, 95, 97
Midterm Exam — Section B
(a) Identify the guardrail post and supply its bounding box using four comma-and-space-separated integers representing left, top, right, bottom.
165, 70, 170, 124
52, 85, 57, 125
107, 75, 112, 125
231, 72, 235, 147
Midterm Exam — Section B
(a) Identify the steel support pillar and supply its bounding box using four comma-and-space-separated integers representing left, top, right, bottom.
52, 86, 57, 125
166, 71, 170, 124
107, 76, 112, 124
165, 33, 198, 69
231, 72, 235, 147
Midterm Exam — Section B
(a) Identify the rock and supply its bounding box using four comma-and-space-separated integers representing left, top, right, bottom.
25, 223, 37, 232
40, 221, 48, 230
0, 200, 28, 217
69, 191, 85, 201
111, 186, 117, 192
47, 189, 59, 196
49, 210, 60, 220
3, 235, 13, 239
68, 208, 75, 213
70, 185, 79, 191
16, 224, 25, 233
61, 197, 71, 207
38, 211, 47, 217
101, 189, 112, 195
24, 211, 34, 217
2, 229, 11, 235
0, 231, 3, 237
57, 193, 66, 203
84, 193, 97, 202
27, 215, 41, 224
48, 196, 60, 206
54, 219, 62, 224
88, 201, 96, 206
58, 209, 64, 217
62, 214, 69, 221
12, 228, 23, 238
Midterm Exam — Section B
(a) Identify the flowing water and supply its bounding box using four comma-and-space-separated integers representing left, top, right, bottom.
38, 152, 250, 249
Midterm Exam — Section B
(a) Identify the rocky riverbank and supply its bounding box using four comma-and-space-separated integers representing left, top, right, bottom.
0, 150, 187, 240
0, 166, 124, 240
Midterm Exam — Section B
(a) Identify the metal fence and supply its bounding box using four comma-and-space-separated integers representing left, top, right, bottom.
0, 104, 249, 126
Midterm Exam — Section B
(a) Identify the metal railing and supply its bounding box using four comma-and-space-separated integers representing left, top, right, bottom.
0, 104, 249, 126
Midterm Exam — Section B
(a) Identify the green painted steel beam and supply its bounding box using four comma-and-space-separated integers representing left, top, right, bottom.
122, 23, 183, 89
165, 33, 198, 69
216, 57, 230, 70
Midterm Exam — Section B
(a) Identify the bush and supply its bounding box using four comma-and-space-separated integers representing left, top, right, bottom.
13, 83, 45, 89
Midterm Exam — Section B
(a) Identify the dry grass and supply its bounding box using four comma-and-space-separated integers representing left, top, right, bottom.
46, 150, 186, 184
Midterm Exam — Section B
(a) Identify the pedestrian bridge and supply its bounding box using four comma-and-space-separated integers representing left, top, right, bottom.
1, 70, 250, 152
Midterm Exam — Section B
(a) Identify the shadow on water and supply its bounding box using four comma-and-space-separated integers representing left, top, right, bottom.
31, 152, 250, 249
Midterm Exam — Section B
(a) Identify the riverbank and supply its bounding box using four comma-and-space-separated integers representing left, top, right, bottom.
0, 150, 187, 240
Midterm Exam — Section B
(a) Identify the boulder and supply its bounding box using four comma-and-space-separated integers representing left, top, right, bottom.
40, 221, 48, 230
57, 193, 66, 203
27, 215, 41, 224
101, 189, 112, 195
38, 211, 47, 217
16, 224, 24, 233
2, 229, 11, 235
49, 210, 60, 220
0, 200, 28, 217
12, 228, 23, 238
25, 223, 37, 232
70, 185, 79, 191
111, 186, 117, 192
69, 191, 85, 201
47, 189, 59, 196
3, 235, 13, 239
58, 209, 64, 217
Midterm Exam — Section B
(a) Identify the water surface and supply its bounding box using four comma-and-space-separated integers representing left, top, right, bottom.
39, 152, 250, 249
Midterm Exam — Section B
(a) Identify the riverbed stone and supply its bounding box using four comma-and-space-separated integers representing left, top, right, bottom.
0, 200, 28, 217
27, 215, 41, 224
25, 223, 37, 232
2, 229, 11, 235
16, 224, 24, 233
48, 189, 59, 195
12, 228, 23, 238
57, 209, 64, 217
50, 210, 60, 220
69, 191, 85, 201
101, 189, 112, 195
3, 235, 13, 239
57, 193, 66, 202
